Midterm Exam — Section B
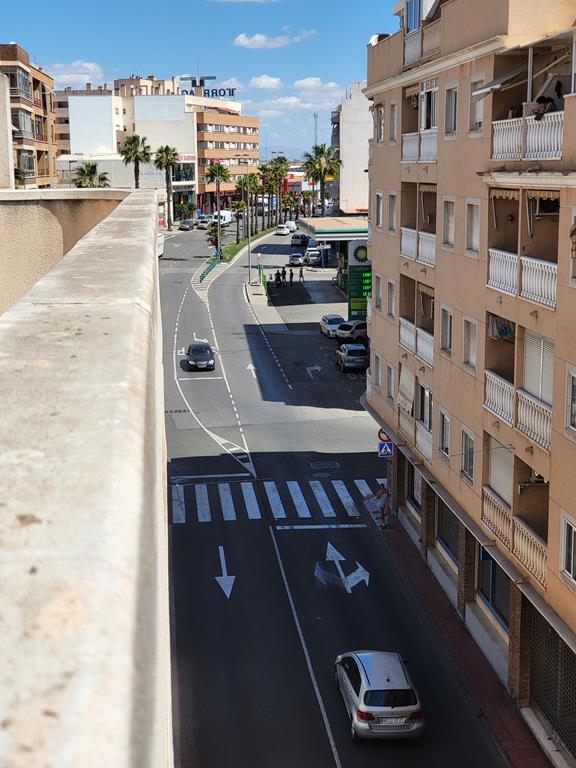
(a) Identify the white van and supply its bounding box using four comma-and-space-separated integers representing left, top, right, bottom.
211, 210, 234, 226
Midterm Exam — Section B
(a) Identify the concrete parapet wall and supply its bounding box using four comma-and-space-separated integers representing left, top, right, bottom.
0, 190, 172, 767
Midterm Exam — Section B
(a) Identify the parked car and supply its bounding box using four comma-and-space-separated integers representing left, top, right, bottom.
291, 233, 309, 249
336, 320, 368, 343
320, 313, 346, 338
211, 210, 234, 226
186, 343, 216, 371
335, 344, 369, 372
196, 215, 211, 229
304, 248, 322, 266
286, 220, 298, 232
335, 650, 425, 740
178, 219, 195, 231
275, 224, 290, 236
289, 252, 304, 266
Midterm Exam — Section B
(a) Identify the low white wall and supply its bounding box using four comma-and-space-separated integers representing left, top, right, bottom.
0, 190, 172, 767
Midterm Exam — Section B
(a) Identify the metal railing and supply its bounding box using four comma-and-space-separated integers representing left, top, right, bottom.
512, 517, 548, 586
401, 133, 419, 163
416, 327, 434, 367
517, 389, 552, 451
400, 226, 417, 259
487, 248, 518, 295
418, 231, 436, 266
419, 128, 438, 162
482, 486, 513, 547
399, 317, 416, 353
520, 256, 557, 309
415, 420, 433, 461
492, 111, 564, 161
492, 118, 523, 160
484, 370, 514, 425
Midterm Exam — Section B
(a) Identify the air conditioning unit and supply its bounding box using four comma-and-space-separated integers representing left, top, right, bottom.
534, 198, 560, 217
529, 470, 546, 484
471, 120, 483, 131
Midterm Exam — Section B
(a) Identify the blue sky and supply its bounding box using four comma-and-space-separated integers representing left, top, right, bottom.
3, 0, 398, 157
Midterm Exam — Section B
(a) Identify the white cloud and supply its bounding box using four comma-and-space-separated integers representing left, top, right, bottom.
247, 77, 344, 118
249, 74, 283, 90
220, 76, 245, 90
258, 109, 281, 117
234, 30, 316, 49
292, 77, 341, 93
47, 60, 104, 88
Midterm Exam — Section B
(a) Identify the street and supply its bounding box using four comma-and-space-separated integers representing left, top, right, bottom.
161, 228, 508, 768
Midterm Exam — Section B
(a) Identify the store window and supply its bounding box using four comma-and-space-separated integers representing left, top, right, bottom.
436, 498, 459, 562
477, 547, 510, 627
406, 461, 422, 513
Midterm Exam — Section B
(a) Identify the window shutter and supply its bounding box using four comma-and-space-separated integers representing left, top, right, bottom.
398, 366, 415, 415
523, 331, 542, 398
541, 339, 554, 405
489, 437, 513, 506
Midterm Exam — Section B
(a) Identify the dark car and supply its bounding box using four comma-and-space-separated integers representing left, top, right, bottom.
178, 219, 195, 231
291, 233, 309, 249
186, 343, 216, 371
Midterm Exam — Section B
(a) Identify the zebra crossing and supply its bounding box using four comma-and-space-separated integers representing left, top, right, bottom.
170, 477, 387, 525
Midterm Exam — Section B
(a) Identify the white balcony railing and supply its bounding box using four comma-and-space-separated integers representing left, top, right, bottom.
403, 29, 422, 66
399, 317, 416, 353
398, 409, 415, 442
418, 231, 436, 266
487, 248, 518, 295
421, 20, 441, 58
492, 118, 523, 160
484, 370, 514, 425
401, 132, 419, 163
482, 486, 513, 547
400, 226, 418, 260
416, 420, 433, 461
517, 389, 552, 451
512, 517, 548, 587
416, 327, 434, 367
520, 257, 557, 309
419, 127, 438, 162
525, 112, 564, 160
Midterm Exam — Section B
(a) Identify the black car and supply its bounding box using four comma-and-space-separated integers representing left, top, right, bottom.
178, 219, 195, 231
186, 343, 216, 371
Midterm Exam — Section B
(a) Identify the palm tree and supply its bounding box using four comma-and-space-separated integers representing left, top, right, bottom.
120, 134, 151, 189
235, 179, 249, 238
244, 173, 260, 236
154, 145, 179, 231
72, 161, 110, 188
302, 190, 314, 217
269, 155, 289, 223
258, 163, 274, 230
206, 163, 231, 253
230, 200, 245, 244
302, 144, 341, 217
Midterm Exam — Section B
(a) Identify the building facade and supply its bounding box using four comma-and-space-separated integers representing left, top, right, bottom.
331, 82, 371, 215
365, 0, 576, 761
0, 43, 58, 188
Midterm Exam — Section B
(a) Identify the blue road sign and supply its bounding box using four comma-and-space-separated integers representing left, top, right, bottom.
378, 441, 395, 458
214, 248, 222, 258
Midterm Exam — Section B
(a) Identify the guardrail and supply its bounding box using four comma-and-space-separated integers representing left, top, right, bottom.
199, 255, 220, 283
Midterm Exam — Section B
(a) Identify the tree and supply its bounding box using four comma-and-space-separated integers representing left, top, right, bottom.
258, 163, 274, 230
154, 145, 179, 230
120, 135, 151, 189
206, 223, 219, 247
302, 144, 341, 216
230, 200, 245, 244
269, 155, 289, 223
72, 161, 110, 188
206, 163, 231, 252
302, 190, 314, 217
244, 173, 261, 236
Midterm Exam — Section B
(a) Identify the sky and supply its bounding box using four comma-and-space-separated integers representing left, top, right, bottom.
2, 0, 398, 158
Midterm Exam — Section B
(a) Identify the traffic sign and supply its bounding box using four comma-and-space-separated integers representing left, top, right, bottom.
378, 427, 389, 442
378, 441, 394, 458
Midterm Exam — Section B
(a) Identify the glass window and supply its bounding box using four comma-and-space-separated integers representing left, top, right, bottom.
421, 87, 438, 130
439, 411, 450, 457
437, 498, 459, 561
461, 429, 474, 480
374, 353, 382, 387
389, 104, 397, 141
343, 658, 362, 695
376, 192, 383, 227
563, 518, 576, 582
376, 106, 385, 142
388, 194, 397, 231
386, 364, 394, 400
405, 0, 421, 32
417, 383, 432, 429
442, 199, 455, 246
374, 275, 382, 310
406, 461, 421, 511
568, 373, 576, 431
477, 547, 510, 627
441, 308, 453, 354
445, 88, 458, 134
387, 280, 395, 317
463, 318, 477, 370
469, 79, 484, 131
364, 689, 417, 707
466, 202, 480, 253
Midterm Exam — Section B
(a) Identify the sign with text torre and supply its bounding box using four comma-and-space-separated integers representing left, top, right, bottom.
347, 240, 371, 321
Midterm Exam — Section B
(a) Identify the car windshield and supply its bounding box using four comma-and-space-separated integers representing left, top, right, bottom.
340, 324, 352, 330
346, 349, 366, 357
329, 317, 344, 325
364, 689, 417, 707
191, 346, 212, 356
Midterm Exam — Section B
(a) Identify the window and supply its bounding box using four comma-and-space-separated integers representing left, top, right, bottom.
440, 307, 453, 355
567, 371, 576, 432
477, 547, 510, 626
562, 516, 576, 582
463, 318, 477, 370
445, 87, 458, 134
374, 275, 382, 310
417, 382, 432, 429
375, 192, 383, 228
405, 0, 421, 32
388, 193, 397, 231
420, 82, 438, 130
442, 199, 455, 246
387, 279, 395, 318
406, 461, 422, 511
523, 332, 554, 405
389, 104, 397, 141
436, 498, 459, 562
439, 411, 450, 457
374, 353, 382, 387
461, 429, 475, 481
488, 437, 513, 506
376, 106, 385, 143
386, 364, 395, 400
469, 79, 484, 131
465, 202, 480, 253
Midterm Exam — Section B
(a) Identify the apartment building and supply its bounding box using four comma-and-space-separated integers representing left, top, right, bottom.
365, 0, 576, 761
0, 43, 57, 188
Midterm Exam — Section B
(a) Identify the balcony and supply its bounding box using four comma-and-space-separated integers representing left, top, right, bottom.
492, 111, 564, 162
401, 129, 438, 162
517, 389, 552, 451
487, 248, 557, 309
418, 231, 436, 266
399, 317, 416, 353
416, 420, 433, 461
400, 227, 418, 260
416, 327, 434, 367
482, 486, 513, 547
421, 20, 441, 58
403, 29, 422, 67
512, 517, 547, 586
401, 133, 419, 163
484, 370, 514, 425
487, 247, 518, 295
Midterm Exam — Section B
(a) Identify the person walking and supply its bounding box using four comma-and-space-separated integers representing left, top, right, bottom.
281, 266, 287, 285
299, 266, 304, 283
289, 268, 294, 286
376, 483, 392, 527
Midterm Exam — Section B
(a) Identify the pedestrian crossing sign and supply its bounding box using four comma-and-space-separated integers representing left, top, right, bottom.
378, 441, 394, 458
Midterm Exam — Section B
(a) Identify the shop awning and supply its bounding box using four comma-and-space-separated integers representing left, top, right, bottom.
490, 188, 520, 200
417, 283, 435, 298
472, 63, 527, 101
419, 183, 436, 193
398, 366, 415, 415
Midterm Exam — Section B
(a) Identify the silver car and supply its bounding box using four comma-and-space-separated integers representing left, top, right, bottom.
335, 344, 369, 372
336, 320, 367, 343
289, 252, 304, 266
335, 650, 425, 740
320, 314, 345, 338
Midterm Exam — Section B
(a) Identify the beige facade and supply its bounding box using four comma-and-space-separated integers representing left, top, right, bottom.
366, 0, 576, 761
0, 43, 58, 188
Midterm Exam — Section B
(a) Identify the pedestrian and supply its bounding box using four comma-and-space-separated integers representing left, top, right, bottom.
275, 270, 282, 287
281, 266, 287, 285
289, 268, 294, 286
376, 483, 392, 527
299, 266, 304, 282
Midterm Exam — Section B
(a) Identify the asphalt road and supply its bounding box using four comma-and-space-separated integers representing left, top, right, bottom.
160, 228, 508, 768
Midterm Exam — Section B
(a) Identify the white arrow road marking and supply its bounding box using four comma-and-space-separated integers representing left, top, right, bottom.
177, 347, 186, 356
314, 562, 344, 587
346, 563, 370, 589
246, 363, 257, 379
306, 364, 322, 380
215, 545, 236, 598
325, 542, 370, 594
193, 332, 209, 343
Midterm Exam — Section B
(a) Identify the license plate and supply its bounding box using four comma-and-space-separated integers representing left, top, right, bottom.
379, 717, 404, 724
197, 362, 207, 367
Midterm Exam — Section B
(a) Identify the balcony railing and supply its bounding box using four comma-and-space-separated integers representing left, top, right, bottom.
416, 420, 433, 461
487, 248, 518, 295
418, 231, 436, 266
517, 389, 552, 451
9, 87, 32, 101
403, 29, 422, 66
400, 227, 417, 260
482, 486, 513, 547
399, 317, 416, 353
398, 409, 414, 442
512, 517, 547, 587
492, 111, 564, 161
416, 327, 434, 367
520, 256, 557, 309
419, 128, 438, 162
421, 20, 441, 58
484, 370, 514, 425
401, 132, 419, 163
13, 129, 34, 141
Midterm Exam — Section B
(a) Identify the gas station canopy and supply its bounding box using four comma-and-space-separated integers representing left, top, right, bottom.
298, 216, 369, 242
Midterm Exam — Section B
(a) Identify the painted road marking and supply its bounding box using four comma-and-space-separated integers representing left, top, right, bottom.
218, 483, 236, 521
275, 524, 367, 531
241, 482, 261, 520
354, 479, 373, 498
309, 480, 335, 518
195, 484, 210, 523
264, 481, 287, 519
171, 484, 186, 524
288, 481, 311, 518
332, 480, 359, 517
